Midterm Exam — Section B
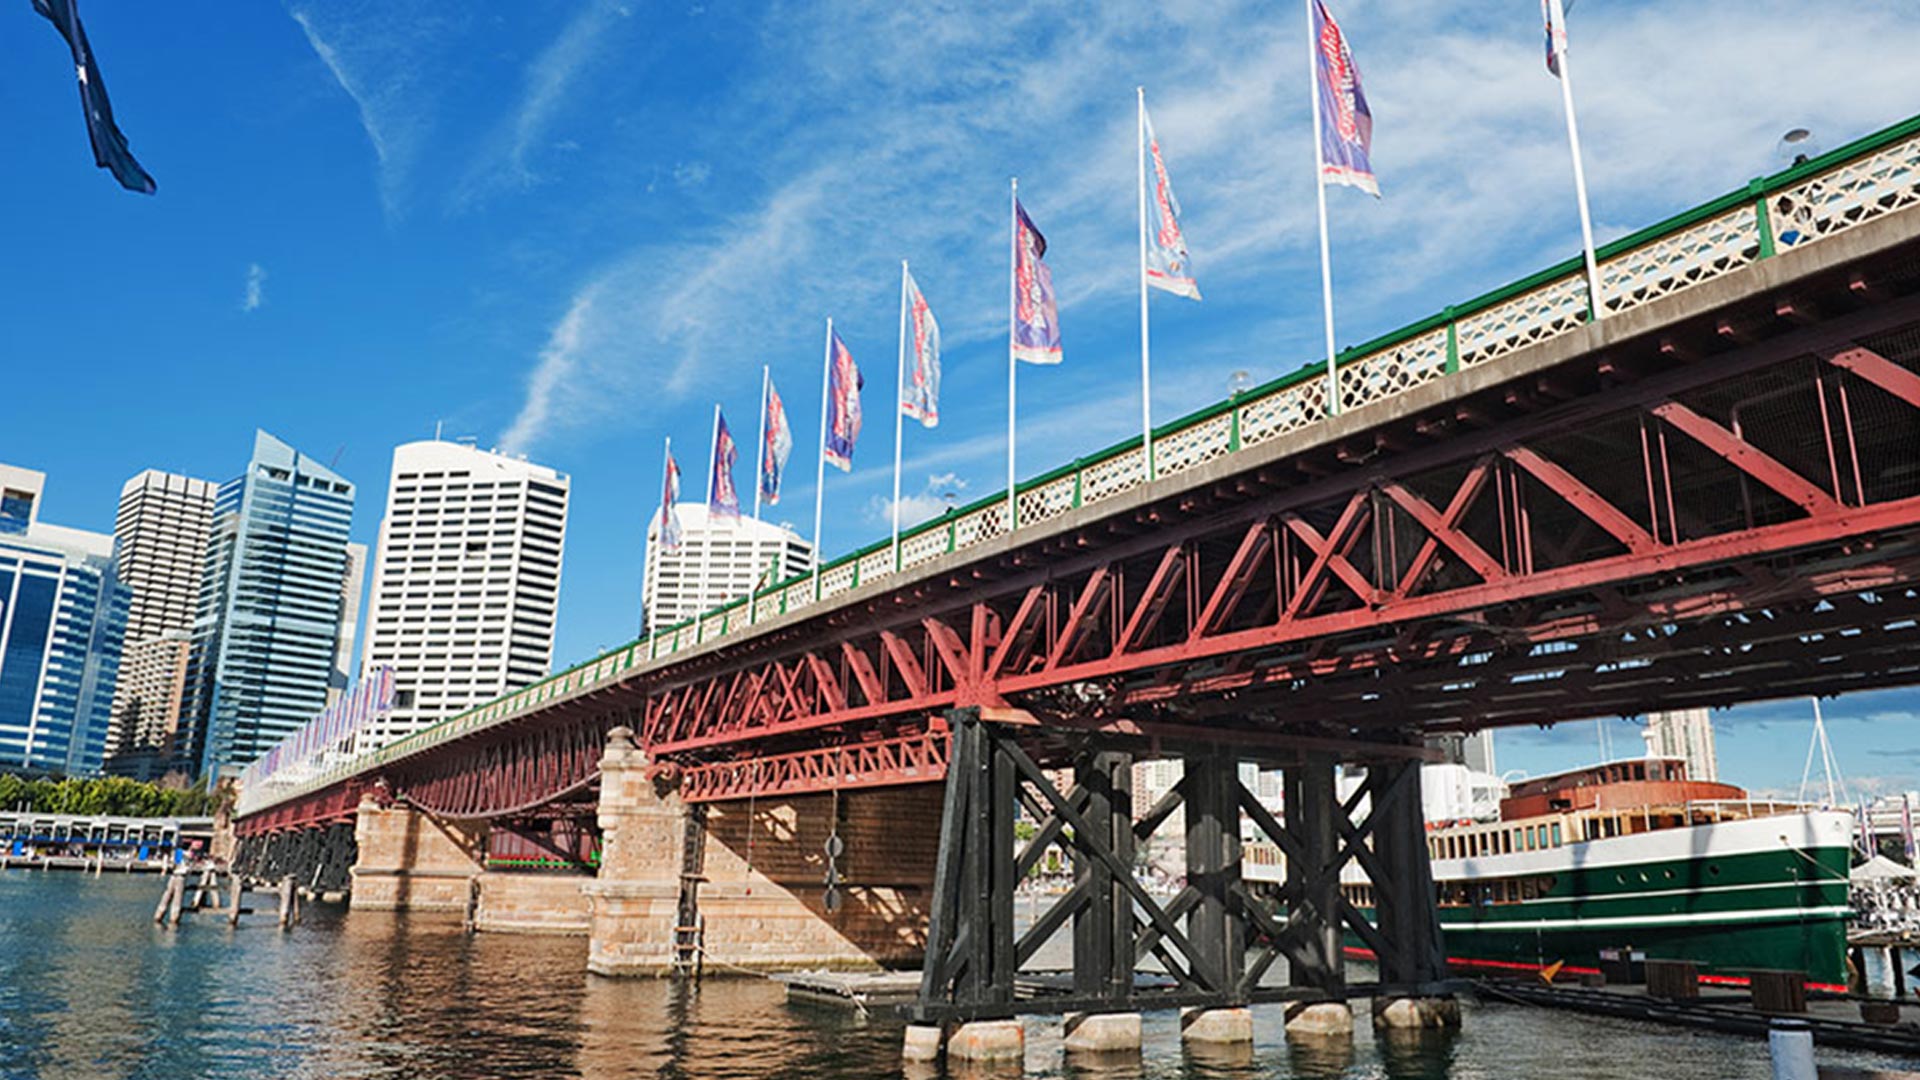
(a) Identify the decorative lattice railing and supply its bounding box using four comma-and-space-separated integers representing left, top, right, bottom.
236, 115, 1920, 819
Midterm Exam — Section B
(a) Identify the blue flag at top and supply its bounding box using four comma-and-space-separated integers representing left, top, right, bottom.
33, 0, 156, 194
1012, 199, 1062, 364
1312, 0, 1378, 197
709, 411, 741, 520
823, 330, 863, 471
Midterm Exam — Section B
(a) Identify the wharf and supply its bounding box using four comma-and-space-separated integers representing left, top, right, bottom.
1476, 978, 1920, 1056
1, 854, 168, 873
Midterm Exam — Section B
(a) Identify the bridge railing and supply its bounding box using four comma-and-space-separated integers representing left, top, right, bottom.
235, 112, 1920, 820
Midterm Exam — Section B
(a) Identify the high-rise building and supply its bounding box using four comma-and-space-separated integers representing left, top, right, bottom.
181, 432, 355, 780
330, 541, 367, 704
357, 441, 569, 749
0, 463, 130, 775
105, 470, 215, 772
1643, 708, 1718, 781
641, 504, 814, 634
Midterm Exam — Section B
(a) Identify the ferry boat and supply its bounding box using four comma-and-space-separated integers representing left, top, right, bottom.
1344, 758, 1854, 987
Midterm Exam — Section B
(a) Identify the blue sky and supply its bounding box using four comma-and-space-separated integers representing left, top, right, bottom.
5, 1, 1918, 794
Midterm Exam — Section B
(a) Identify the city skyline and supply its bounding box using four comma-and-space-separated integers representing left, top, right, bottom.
6, 2, 1919, 792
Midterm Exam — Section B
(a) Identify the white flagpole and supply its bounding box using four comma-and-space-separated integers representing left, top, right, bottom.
749, 365, 769, 626
892, 260, 909, 571
753, 365, 769, 524
1138, 87, 1155, 481
649, 433, 671, 635
1306, 0, 1342, 416
698, 404, 719, 616
1007, 177, 1019, 533
813, 317, 833, 600
1548, 0, 1604, 321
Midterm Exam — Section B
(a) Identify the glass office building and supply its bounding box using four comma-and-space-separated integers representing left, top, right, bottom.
181, 432, 355, 779
0, 465, 131, 775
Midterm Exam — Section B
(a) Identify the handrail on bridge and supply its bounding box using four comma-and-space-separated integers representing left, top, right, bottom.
234, 111, 1920, 820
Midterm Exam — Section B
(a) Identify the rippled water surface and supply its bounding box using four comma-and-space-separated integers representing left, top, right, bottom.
1, 872, 1912, 1079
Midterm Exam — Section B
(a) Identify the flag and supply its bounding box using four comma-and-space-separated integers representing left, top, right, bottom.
1311, 0, 1378, 197
1903, 795, 1916, 861
761, 377, 793, 505
1143, 107, 1200, 300
823, 330, 863, 470
1542, 0, 1572, 77
659, 451, 684, 551
32, 0, 156, 194
1012, 199, 1062, 364
710, 410, 741, 520
901, 270, 941, 427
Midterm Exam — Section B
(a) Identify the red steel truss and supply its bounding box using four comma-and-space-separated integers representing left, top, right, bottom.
642, 291, 1920, 774
238, 243, 1920, 818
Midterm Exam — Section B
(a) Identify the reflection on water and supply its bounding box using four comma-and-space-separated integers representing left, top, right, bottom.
1, 871, 1913, 1079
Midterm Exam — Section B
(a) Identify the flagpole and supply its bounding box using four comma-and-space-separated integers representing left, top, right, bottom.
749, 366, 769, 626
1548, 0, 1604, 321
813, 317, 833, 601
753, 365, 768, 525
648, 433, 671, 636
892, 260, 909, 571
699, 403, 719, 617
1306, 0, 1342, 416
1137, 87, 1155, 481
1007, 177, 1019, 534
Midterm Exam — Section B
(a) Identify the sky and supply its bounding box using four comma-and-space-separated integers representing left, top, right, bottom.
4, 1, 1918, 796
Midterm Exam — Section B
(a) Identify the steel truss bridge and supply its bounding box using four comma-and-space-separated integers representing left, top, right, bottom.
236, 114, 1920, 841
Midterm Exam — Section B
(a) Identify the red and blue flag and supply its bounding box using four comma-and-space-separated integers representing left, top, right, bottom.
823, 331, 863, 471
1144, 107, 1200, 301
710, 410, 741, 520
901, 271, 941, 427
660, 450, 684, 551
1012, 200, 1062, 364
761, 377, 793, 505
1312, 0, 1378, 197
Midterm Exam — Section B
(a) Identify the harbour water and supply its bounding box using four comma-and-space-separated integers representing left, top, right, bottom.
1, 872, 1914, 1080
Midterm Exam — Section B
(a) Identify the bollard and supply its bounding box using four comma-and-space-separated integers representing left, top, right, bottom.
278, 876, 295, 930
1767, 1018, 1815, 1080
228, 871, 244, 927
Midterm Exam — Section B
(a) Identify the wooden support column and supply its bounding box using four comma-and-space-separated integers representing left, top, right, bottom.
1183, 749, 1244, 994
1072, 749, 1134, 1000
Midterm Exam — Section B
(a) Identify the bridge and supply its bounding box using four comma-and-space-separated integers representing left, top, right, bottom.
234, 115, 1920, 1055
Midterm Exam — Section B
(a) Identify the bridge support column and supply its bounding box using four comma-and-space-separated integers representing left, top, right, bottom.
585, 726, 687, 976
1284, 755, 1353, 1040
1360, 758, 1458, 1030
349, 797, 485, 912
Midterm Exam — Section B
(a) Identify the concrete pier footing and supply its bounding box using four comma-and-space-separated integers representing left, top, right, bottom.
1179, 1006, 1254, 1044
900, 1024, 944, 1062
946, 1020, 1025, 1063
1284, 1001, 1355, 1038
1372, 997, 1462, 1029
1063, 1012, 1141, 1055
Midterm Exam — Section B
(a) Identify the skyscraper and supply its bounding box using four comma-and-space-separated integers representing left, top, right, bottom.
181, 432, 355, 780
1643, 708, 1718, 781
641, 504, 813, 634
105, 469, 215, 773
331, 541, 367, 704
357, 441, 569, 749
0, 463, 130, 775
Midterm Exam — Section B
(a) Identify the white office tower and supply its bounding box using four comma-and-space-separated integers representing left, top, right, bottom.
329, 542, 367, 704
641, 504, 814, 634
106, 470, 215, 767
359, 441, 569, 749
1643, 707, 1718, 781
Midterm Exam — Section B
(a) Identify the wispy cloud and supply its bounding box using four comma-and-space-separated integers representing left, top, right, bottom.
494, 0, 1920, 474
865, 473, 969, 529
288, 3, 451, 221
454, 0, 629, 209
242, 263, 268, 312
499, 288, 597, 456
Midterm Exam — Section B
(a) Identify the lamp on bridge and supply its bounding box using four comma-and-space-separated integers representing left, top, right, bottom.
1778, 128, 1817, 168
